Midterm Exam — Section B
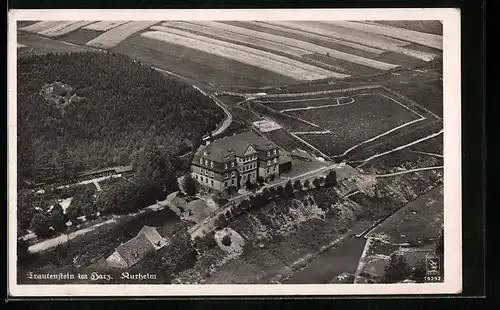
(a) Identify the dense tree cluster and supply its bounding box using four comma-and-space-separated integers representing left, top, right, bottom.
17, 52, 224, 185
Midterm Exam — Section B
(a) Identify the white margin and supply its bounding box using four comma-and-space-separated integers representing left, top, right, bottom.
8, 8, 461, 296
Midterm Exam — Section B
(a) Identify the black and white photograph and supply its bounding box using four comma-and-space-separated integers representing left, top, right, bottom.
8, 9, 462, 296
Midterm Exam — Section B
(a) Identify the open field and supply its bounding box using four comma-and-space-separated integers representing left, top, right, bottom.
321, 21, 443, 50
248, 102, 323, 132
37, 21, 95, 37
283, 93, 423, 156
225, 21, 385, 57
144, 27, 347, 80
256, 96, 354, 112
264, 65, 443, 117
82, 21, 129, 31
17, 33, 96, 57
17, 20, 442, 89
367, 185, 443, 245
373, 20, 443, 35
86, 21, 160, 48
266, 21, 439, 62
113, 34, 297, 87
59, 29, 103, 45
162, 21, 311, 58
262, 129, 321, 154
177, 21, 400, 71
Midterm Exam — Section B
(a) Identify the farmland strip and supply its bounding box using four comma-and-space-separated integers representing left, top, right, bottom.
151, 26, 345, 78
160, 22, 310, 57
178, 21, 399, 70
19, 21, 63, 33
243, 21, 385, 55
38, 21, 95, 37
146, 29, 347, 80
82, 21, 129, 31
86, 21, 159, 48
270, 21, 438, 61
140, 31, 329, 80
324, 21, 443, 50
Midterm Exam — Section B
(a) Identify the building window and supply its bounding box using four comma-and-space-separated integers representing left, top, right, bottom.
200, 158, 203, 165
267, 168, 269, 173
231, 161, 235, 167
210, 161, 214, 168
274, 158, 277, 164
224, 173, 228, 180
224, 163, 228, 169
200, 168, 204, 174
232, 179, 235, 185
267, 160, 271, 166
210, 171, 213, 177
231, 171, 235, 177
267, 151, 270, 157
274, 149, 277, 155
201, 176, 204, 182
224, 182, 227, 187
211, 180, 214, 186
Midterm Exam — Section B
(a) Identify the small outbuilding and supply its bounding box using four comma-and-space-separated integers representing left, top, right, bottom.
106, 226, 168, 269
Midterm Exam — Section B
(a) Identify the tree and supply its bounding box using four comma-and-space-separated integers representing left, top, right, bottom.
284, 181, 294, 198
312, 178, 321, 189
257, 176, 265, 186
304, 180, 311, 189
276, 185, 285, 198
30, 213, 52, 238
17, 190, 39, 231
183, 173, 198, 197
224, 210, 232, 221
325, 170, 338, 187
269, 174, 275, 182
245, 178, 253, 191
293, 180, 302, 191
17, 238, 34, 267
50, 202, 68, 233
214, 215, 227, 229
383, 254, 410, 283
239, 199, 250, 211
66, 203, 82, 224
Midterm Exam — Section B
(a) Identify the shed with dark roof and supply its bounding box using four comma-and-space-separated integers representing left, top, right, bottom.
105, 226, 168, 269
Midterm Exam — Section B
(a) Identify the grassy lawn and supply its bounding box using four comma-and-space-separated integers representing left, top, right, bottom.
366, 185, 444, 246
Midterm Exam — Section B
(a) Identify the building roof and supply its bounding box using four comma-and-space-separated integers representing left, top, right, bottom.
115, 233, 155, 267
196, 131, 277, 162
114, 226, 167, 267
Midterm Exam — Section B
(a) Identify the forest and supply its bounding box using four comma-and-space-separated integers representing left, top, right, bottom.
17, 52, 224, 185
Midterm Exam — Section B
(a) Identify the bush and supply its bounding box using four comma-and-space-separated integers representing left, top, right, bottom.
284, 181, 294, 198
383, 254, 410, 283
325, 170, 338, 187
304, 180, 311, 189
221, 234, 232, 247
293, 180, 302, 191
30, 213, 53, 238
183, 173, 198, 197
50, 203, 68, 233
269, 174, 276, 182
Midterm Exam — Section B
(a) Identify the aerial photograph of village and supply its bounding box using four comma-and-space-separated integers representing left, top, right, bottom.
15, 19, 444, 285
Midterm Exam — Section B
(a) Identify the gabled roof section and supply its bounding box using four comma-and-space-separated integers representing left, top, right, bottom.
115, 233, 155, 267
195, 131, 277, 163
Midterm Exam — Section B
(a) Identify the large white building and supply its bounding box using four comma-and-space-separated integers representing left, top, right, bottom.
191, 131, 281, 192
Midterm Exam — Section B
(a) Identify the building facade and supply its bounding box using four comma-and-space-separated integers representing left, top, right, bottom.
191, 131, 281, 192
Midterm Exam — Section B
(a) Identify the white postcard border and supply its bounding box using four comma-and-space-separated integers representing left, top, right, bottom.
8, 8, 462, 296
